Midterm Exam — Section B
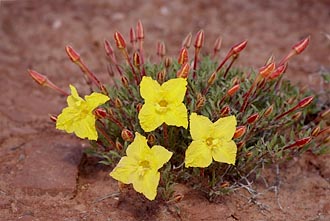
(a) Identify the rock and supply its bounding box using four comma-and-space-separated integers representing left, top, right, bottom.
12, 134, 84, 196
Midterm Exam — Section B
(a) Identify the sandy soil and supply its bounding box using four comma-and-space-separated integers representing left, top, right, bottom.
0, 0, 329, 220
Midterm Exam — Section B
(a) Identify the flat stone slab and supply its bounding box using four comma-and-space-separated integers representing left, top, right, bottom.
12, 134, 84, 196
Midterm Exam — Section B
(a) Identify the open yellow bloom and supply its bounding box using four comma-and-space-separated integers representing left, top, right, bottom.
138, 76, 188, 132
56, 85, 109, 140
185, 113, 237, 168
110, 132, 172, 200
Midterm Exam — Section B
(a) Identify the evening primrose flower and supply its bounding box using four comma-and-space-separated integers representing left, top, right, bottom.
185, 113, 237, 168
110, 132, 172, 200
138, 76, 188, 132
56, 85, 109, 140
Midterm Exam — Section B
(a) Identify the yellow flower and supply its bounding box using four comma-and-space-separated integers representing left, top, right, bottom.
110, 132, 172, 200
138, 76, 188, 132
56, 85, 109, 140
185, 113, 237, 168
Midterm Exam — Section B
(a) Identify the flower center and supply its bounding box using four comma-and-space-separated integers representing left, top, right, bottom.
206, 137, 219, 149
137, 160, 151, 176
155, 99, 168, 113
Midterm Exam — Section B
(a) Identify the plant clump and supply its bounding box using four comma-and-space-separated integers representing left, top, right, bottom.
29, 20, 330, 201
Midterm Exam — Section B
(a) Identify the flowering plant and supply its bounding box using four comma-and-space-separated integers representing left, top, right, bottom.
29, 20, 329, 201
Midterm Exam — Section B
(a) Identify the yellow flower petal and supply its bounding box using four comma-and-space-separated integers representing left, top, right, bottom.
85, 92, 110, 112
67, 85, 83, 106
212, 140, 237, 165
150, 145, 173, 169
138, 103, 164, 132
163, 103, 188, 129
162, 78, 187, 103
110, 156, 138, 184
185, 140, 213, 168
189, 113, 213, 140
131, 170, 160, 200
214, 116, 237, 140
126, 132, 150, 159
140, 76, 161, 103
73, 114, 98, 140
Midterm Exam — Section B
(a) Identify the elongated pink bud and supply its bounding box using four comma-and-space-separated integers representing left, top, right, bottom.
293, 36, 310, 54
137, 20, 144, 40
269, 63, 287, 80
220, 106, 230, 117
233, 126, 246, 139
114, 31, 126, 49
295, 137, 312, 147
231, 40, 248, 55
264, 105, 274, 117
213, 36, 222, 54
65, 45, 80, 62
298, 96, 314, 108
178, 47, 189, 65
176, 63, 190, 78
28, 70, 47, 85
247, 113, 259, 124
49, 114, 57, 123
207, 72, 217, 85
259, 62, 275, 78
311, 126, 320, 137
157, 41, 166, 57
227, 84, 240, 96
133, 51, 141, 67
182, 32, 192, 48
194, 30, 204, 49
164, 56, 172, 68
320, 109, 330, 118
130, 27, 136, 44
104, 40, 114, 57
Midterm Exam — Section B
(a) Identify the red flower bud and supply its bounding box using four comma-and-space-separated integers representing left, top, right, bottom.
295, 137, 312, 147
114, 31, 126, 49
176, 63, 190, 78
133, 51, 141, 67
28, 70, 47, 85
292, 36, 310, 54
164, 56, 172, 68
231, 40, 248, 55
220, 106, 230, 117
213, 36, 222, 53
114, 98, 123, 108
195, 94, 206, 110
207, 72, 217, 85
264, 105, 274, 117
298, 96, 314, 109
247, 113, 259, 124
137, 20, 144, 40
129, 27, 136, 44
292, 111, 302, 120
121, 129, 134, 142
194, 30, 204, 49
182, 32, 192, 48
157, 41, 166, 57
259, 62, 275, 78
94, 108, 107, 118
65, 45, 80, 62
49, 114, 57, 123
136, 103, 143, 113
157, 70, 166, 83
121, 76, 129, 88
311, 126, 320, 137
147, 134, 156, 146
178, 47, 189, 65
233, 126, 246, 139
227, 84, 240, 96
268, 63, 287, 80
115, 140, 123, 151
237, 141, 245, 150
104, 40, 114, 57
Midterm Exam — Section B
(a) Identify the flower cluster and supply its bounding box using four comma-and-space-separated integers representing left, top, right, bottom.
29, 20, 329, 201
